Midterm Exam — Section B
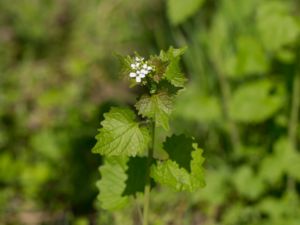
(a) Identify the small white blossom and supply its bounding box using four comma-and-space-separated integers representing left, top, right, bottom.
129, 72, 136, 77
136, 76, 141, 82
128, 56, 155, 83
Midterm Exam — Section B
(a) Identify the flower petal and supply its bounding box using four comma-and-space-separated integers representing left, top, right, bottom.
136, 76, 142, 82
129, 72, 136, 77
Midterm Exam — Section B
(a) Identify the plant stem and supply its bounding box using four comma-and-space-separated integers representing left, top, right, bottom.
143, 121, 155, 225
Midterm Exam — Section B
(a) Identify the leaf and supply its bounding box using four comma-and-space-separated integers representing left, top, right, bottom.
150, 137, 205, 192
167, 0, 205, 25
97, 156, 149, 211
233, 166, 265, 199
163, 134, 194, 172
151, 160, 190, 191
96, 157, 128, 210
135, 92, 173, 130
159, 47, 187, 87
229, 80, 284, 123
165, 59, 187, 88
231, 36, 269, 76
258, 191, 300, 221
92, 107, 150, 156
260, 138, 300, 183
256, 1, 300, 51
123, 157, 148, 195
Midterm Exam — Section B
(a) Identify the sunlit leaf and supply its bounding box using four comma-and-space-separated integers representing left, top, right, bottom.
97, 157, 129, 210
97, 156, 149, 211
92, 107, 150, 156
135, 91, 173, 130
150, 135, 205, 191
159, 47, 187, 87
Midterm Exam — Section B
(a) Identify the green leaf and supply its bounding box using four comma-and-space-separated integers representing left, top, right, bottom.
151, 160, 190, 191
229, 80, 284, 123
163, 134, 194, 172
260, 138, 300, 183
123, 157, 148, 196
159, 47, 187, 87
96, 157, 128, 210
135, 92, 173, 130
150, 137, 205, 192
231, 35, 269, 76
97, 156, 149, 211
92, 107, 150, 156
167, 0, 205, 25
256, 1, 300, 51
233, 166, 265, 199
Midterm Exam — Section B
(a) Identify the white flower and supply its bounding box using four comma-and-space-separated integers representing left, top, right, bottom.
128, 56, 154, 83
136, 76, 141, 82
129, 72, 136, 77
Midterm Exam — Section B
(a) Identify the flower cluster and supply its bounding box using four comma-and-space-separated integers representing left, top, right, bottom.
129, 57, 153, 83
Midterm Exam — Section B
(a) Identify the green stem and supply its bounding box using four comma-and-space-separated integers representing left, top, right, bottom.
143, 121, 155, 225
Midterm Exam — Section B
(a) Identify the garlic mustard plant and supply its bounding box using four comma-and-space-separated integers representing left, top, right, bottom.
92, 47, 205, 225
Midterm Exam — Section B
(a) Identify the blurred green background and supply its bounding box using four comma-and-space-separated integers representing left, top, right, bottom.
1, 0, 300, 224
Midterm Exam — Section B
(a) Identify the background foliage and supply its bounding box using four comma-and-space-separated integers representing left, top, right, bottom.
1, 0, 300, 224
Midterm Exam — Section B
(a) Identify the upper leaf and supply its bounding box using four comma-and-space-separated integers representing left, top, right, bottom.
159, 47, 187, 87
150, 136, 205, 192
92, 107, 150, 156
135, 92, 173, 130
